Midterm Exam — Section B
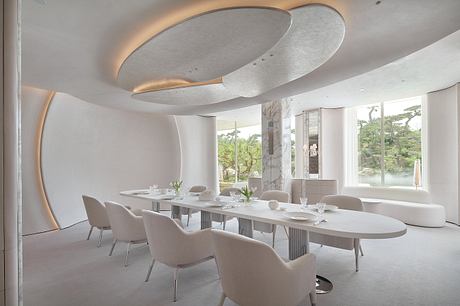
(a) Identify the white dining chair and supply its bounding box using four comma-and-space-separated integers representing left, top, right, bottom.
309, 195, 365, 271
253, 190, 290, 248
105, 201, 147, 267
211, 187, 240, 230
142, 210, 215, 302
212, 230, 317, 306
82, 195, 111, 247
181, 185, 207, 226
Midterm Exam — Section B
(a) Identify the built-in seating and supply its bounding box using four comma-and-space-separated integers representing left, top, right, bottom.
342, 186, 446, 227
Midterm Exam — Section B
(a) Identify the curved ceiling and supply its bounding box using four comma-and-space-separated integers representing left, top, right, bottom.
22, 0, 460, 115
118, 7, 292, 91
222, 4, 345, 97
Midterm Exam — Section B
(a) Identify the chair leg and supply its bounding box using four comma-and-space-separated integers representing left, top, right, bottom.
359, 243, 364, 256
86, 226, 94, 240
283, 226, 289, 238
145, 259, 155, 282
272, 225, 277, 248
223, 219, 227, 230
108, 239, 117, 256
187, 212, 191, 227
354, 238, 359, 272
309, 290, 317, 306
97, 229, 104, 247
173, 268, 179, 302
124, 242, 131, 267
218, 293, 226, 306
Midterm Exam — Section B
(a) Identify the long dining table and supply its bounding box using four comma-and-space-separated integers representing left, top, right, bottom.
120, 189, 407, 293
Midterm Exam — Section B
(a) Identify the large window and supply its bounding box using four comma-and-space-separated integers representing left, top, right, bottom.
355, 96, 422, 187
218, 124, 261, 190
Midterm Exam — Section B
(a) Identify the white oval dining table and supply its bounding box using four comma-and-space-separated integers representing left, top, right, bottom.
120, 189, 407, 293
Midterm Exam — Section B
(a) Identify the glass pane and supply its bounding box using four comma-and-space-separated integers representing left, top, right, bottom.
383, 97, 422, 186
217, 125, 261, 190
236, 125, 262, 182
357, 104, 382, 186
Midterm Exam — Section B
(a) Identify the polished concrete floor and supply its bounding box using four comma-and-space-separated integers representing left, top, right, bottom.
24, 214, 460, 306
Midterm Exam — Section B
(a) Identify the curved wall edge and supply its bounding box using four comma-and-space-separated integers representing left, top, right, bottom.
36, 91, 60, 229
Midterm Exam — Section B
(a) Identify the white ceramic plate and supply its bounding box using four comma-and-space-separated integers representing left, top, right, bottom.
160, 195, 175, 200
283, 211, 318, 222
131, 191, 150, 195
308, 204, 338, 212
205, 202, 224, 208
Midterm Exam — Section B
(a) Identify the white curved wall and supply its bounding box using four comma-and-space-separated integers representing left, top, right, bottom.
176, 116, 218, 192
41, 93, 181, 228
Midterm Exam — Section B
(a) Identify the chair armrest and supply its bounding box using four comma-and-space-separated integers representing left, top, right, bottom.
284, 253, 316, 294
174, 218, 184, 228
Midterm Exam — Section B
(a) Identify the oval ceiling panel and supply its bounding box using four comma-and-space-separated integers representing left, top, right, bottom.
118, 7, 292, 91
132, 83, 238, 106
222, 4, 345, 97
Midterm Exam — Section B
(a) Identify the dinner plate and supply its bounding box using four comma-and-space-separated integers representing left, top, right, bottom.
159, 195, 175, 200
205, 202, 224, 208
308, 204, 338, 212
283, 211, 318, 222
131, 191, 149, 195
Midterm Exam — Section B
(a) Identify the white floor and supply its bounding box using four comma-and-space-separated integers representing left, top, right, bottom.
24, 214, 460, 306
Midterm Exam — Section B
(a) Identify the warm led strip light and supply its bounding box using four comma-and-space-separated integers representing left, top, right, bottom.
132, 78, 223, 94
36, 91, 60, 229
115, 0, 346, 78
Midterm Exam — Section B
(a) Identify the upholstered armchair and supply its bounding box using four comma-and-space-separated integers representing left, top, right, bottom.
82, 195, 111, 247
211, 187, 241, 229
104, 201, 147, 267
212, 230, 317, 306
142, 210, 214, 302
181, 185, 207, 226
309, 195, 364, 271
253, 190, 290, 247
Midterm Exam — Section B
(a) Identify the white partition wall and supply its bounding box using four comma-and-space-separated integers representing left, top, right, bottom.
176, 116, 218, 193
2, 1, 22, 304
427, 84, 460, 224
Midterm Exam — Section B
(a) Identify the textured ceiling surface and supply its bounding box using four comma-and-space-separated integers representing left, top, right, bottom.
118, 7, 292, 91
22, 0, 460, 115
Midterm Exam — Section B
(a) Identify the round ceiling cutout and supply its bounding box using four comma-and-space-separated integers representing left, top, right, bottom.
118, 7, 292, 91
132, 82, 238, 106
222, 4, 345, 97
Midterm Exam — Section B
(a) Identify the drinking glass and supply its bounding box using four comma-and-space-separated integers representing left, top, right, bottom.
229, 191, 236, 202
317, 202, 326, 220
300, 197, 308, 209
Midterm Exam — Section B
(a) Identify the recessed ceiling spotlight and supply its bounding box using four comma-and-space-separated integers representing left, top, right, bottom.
360, 88, 365, 92
401, 79, 406, 82
376, 1, 382, 5
270, 54, 274, 57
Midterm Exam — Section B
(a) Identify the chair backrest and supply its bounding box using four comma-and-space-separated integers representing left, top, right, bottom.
189, 185, 206, 192
320, 195, 363, 211
82, 195, 110, 228
260, 190, 290, 202
105, 201, 143, 241
220, 187, 241, 196
212, 230, 292, 306
142, 210, 195, 267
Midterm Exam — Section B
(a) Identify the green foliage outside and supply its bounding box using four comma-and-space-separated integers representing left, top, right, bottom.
358, 104, 421, 186
218, 127, 296, 189
218, 129, 262, 184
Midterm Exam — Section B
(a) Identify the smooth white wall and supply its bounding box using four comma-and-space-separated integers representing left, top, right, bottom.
320, 108, 345, 192
21, 86, 58, 234
427, 84, 459, 224
176, 116, 218, 192
41, 93, 181, 228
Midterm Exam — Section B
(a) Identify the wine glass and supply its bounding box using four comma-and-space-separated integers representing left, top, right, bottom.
229, 191, 236, 203
300, 196, 308, 210
317, 202, 326, 221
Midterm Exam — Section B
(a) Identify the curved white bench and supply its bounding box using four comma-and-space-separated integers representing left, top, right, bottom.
343, 187, 446, 228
